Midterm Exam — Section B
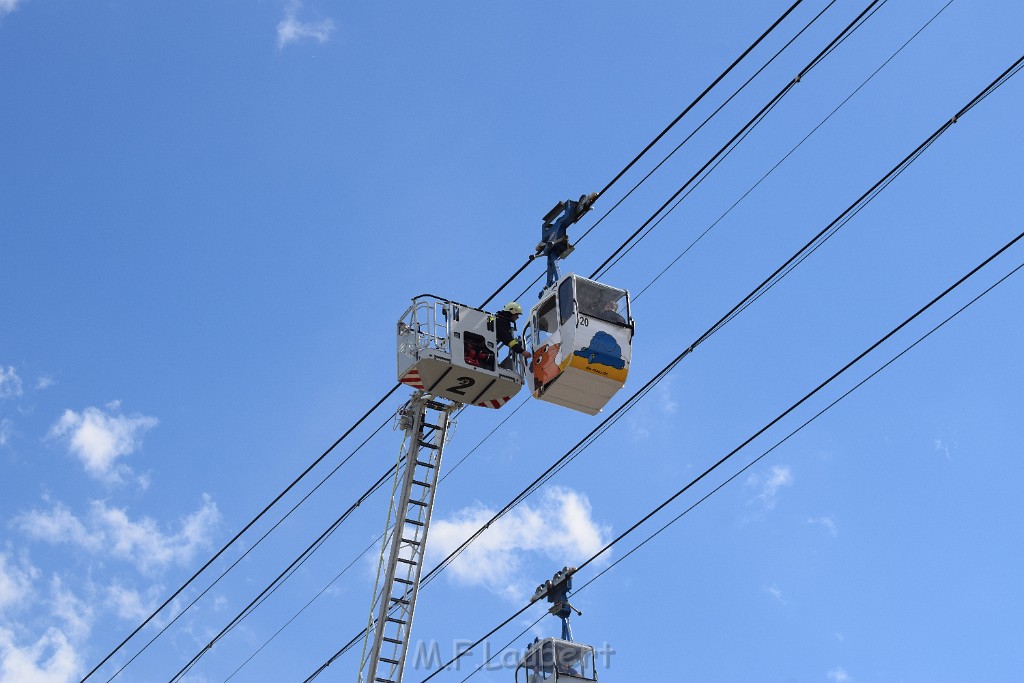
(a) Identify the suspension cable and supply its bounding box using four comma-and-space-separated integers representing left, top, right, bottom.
88, 9, 813, 674
510, 0, 883, 302
633, 0, 956, 300
458, 251, 1024, 683
80, 384, 400, 683
595, 0, 809, 201
91, 8, 828, 681
589, 0, 887, 281
301, 52, 1024, 680
430, 41, 1024, 598
577, 0, 840, 257
420, 227, 1024, 682
480, 1, 811, 308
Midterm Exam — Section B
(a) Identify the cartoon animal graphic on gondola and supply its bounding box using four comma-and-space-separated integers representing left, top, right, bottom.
574, 331, 625, 371
532, 342, 563, 387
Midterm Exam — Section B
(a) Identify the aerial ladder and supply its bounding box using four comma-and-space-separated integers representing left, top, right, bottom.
356, 393, 456, 683
358, 290, 529, 683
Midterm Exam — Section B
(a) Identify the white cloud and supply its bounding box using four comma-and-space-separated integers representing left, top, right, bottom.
14, 496, 220, 574
277, 0, 335, 49
0, 419, 12, 448
0, 626, 81, 683
746, 465, 792, 510
94, 498, 219, 572
105, 583, 155, 622
13, 503, 100, 552
0, 0, 21, 17
807, 515, 838, 538
0, 553, 38, 612
0, 367, 22, 400
35, 376, 55, 391
0, 569, 91, 682
656, 379, 678, 415
624, 380, 678, 441
764, 583, 786, 605
626, 415, 650, 441
48, 578, 91, 641
428, 487, 610, 601
827, 667, 850, 683
933, 438, 953, 460
47, 403, 158, 481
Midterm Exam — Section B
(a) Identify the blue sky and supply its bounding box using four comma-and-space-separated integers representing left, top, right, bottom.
2, 1, 1023, 682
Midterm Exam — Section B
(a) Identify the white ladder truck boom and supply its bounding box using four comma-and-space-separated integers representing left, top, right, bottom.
357, 294, 529, 683
357, 393, 456, 683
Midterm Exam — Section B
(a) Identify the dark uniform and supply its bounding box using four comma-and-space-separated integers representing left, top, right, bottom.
496, 309, 524, 355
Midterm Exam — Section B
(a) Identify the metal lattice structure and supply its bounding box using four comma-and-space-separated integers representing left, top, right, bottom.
357, 392, 456, 683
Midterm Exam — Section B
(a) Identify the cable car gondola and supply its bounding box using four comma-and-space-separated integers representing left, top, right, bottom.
523, 194, 635, 415
523, 273, 633, 415
516, 638, 598, 683
516, 567, 600, 682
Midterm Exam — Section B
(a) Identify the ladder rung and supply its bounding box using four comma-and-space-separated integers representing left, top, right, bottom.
421, 422, 442, 430
386, 616, 407, 624
401, 537, 421, 546
376, 678, 396, 683
404, 518, 424, 527
418, 441, 439, 450
415, 460, 436, 469
381, 657, 400, 665
394, 577, 414, 585
390, 597, 410, 605
383, 637, 403, 645
397, 557, 417, 565
407, 499, 427, 507
411, 479, 432, 488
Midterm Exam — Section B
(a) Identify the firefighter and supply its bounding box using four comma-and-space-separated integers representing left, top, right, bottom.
496, 301, 524, 368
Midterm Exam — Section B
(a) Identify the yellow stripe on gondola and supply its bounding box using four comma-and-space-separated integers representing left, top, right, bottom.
567, 354, 628, 383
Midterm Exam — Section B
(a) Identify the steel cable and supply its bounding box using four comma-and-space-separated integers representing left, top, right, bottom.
422, 227, 1024, 682
87, 7, 812, 677
302, 52, 1024, 680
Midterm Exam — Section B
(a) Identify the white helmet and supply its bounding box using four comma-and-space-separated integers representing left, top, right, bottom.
503, 302, 523, 315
